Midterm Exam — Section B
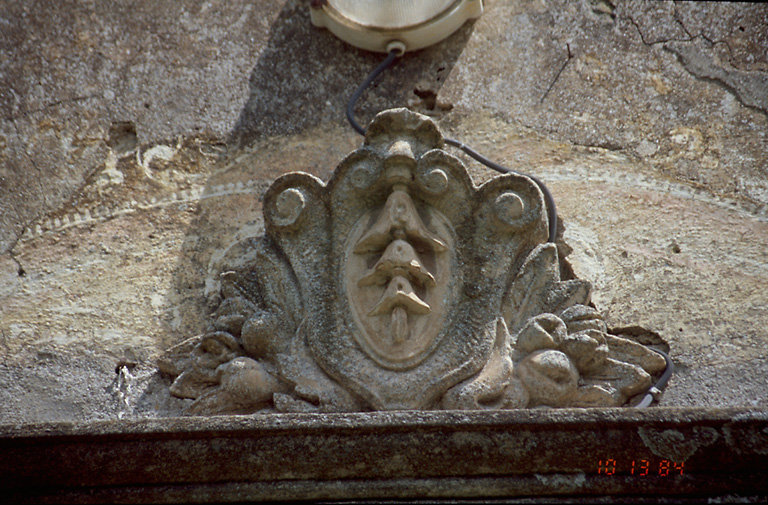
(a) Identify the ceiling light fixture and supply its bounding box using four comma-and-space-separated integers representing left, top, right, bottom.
310, 0, 483, 53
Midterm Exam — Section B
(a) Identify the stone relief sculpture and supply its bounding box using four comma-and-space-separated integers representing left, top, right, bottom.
160, 108, 667, 414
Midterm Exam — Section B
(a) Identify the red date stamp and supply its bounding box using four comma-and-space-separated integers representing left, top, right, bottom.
597, 458, 684, 476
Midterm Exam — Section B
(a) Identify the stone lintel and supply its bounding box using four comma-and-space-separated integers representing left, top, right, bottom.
1, 408, 766, 503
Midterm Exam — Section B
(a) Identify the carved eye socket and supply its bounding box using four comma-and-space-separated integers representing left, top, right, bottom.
417, 166, 449, 195
494, 191, 527, 229
350, 161, 378, 189
273, 188, 306, 227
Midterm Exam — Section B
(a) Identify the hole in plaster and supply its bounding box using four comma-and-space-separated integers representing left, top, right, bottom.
412, 88, 453, 115
107, 121, 138, 155
414, 88, 438, 110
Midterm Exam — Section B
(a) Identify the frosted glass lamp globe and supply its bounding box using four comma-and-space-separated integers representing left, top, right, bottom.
310, 0, 483, 53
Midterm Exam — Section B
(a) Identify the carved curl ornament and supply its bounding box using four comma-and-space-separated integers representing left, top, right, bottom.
161, 109, 666, 414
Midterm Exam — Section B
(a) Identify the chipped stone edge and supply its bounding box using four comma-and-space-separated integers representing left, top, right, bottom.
2, 406, 765, 437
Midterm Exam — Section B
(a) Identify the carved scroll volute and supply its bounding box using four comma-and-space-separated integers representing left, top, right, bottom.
262, 172, 331, 346
468, 174, 549, 307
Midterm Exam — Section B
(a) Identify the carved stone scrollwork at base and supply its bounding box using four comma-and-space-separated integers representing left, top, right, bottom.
160, 108, 667, 414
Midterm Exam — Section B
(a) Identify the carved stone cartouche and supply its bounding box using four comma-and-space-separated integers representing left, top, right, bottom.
160, 108, 667, 414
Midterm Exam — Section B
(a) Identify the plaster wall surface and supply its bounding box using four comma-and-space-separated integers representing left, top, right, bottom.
1, 0, 767, 423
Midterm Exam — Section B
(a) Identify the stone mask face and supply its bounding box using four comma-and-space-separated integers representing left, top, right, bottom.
161, 108, 667, 415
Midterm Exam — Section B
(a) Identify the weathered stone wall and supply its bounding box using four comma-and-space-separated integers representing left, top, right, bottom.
1, 0, 766, 423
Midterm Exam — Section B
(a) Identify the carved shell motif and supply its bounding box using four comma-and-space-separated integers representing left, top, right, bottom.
160, 108, 667, 414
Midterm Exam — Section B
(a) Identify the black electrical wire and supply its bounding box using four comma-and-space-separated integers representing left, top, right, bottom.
346, 50, 400, 136
443, 137, 558, 245
346, 49, 558, 243
636, 348, 675, 408
345, 49, 673, 408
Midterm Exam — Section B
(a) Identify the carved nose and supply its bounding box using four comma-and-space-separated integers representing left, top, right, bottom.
392, 203, 407, 222
387, 140, 414, 160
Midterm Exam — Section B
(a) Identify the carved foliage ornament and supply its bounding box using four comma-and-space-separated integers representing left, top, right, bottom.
161, 109, 667, 414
